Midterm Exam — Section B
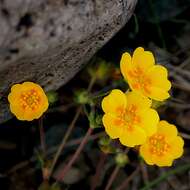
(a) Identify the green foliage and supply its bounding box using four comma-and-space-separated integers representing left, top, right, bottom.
74, 90, 90, 105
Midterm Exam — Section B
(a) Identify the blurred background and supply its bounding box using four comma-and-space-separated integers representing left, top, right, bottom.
1, 0, 190, 189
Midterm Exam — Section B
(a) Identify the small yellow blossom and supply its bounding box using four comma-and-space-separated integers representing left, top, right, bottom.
8, 82, 49, 121
140, 120, 184, 167
120, 47, 171, 101
102, 89, 159, 147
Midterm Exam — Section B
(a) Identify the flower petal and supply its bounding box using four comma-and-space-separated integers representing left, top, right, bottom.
140, 143, 154, 165
23, 111, 36, 121
9, 104, 25, 120
126, 91, 152, 110
8, 84, 23, 104
153, 155, 173, 167
102, 89, 127, 114
119, 126, 147, 147
132, 47, 155, 70
10, 83, 23, 92
157, 121, 178, 142
139, 108, 159, 136
148, 86, 170, 101
102, 114, 123, 139
170, 136, 184, 158
147, 65, 171, 91
140, 121, 183, 167
120, 52, 132, 81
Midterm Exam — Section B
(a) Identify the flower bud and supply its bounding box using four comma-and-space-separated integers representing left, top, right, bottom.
98, 136, 115, 153
115, 152, 129, 167
74, 90, 89, 104
46, 91, 59, 104
88, 58, 110, 81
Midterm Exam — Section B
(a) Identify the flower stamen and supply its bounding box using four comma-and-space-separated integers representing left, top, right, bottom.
115, 105, 141, 130
128, 67, 152, 94
149, 134, 170, 156
20, 89, 41, 110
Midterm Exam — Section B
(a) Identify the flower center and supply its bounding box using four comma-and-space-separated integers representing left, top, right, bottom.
20, 89, 41, 110
115, 105, 141, 130
149, 134, 170, 156
128, 67, 151, 94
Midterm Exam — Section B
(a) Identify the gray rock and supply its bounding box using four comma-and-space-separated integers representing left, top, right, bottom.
0, 0, 137, 122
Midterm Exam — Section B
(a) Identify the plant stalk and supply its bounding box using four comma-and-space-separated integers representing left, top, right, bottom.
56, 127, 93, 181
140, 163, 190, 190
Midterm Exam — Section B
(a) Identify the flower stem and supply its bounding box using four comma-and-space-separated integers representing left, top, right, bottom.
39, 116, 46, 157
56, 127, 93, 182
104, 166, 120, 190
66, 132, 105, 148
48, 75, 96, 179
140, 161, 149, 186
48, 105, 82, 178
91, 152, 108, 190
140, 163, 190, 190
104, 148, 129, 190
7, 132, 105, 175
88, 74, 97, 91
116, 165, 140, 190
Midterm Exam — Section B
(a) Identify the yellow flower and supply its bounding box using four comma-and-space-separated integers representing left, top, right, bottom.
120, 47, 171, 101
102, 89, 159, 147
140, 120, 184, 167
8, 82, 49, 121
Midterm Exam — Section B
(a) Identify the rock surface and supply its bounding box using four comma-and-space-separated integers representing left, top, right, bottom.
0, 0, 137, 122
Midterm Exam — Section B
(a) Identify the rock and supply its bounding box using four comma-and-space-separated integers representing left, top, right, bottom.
0, 0, 137, 122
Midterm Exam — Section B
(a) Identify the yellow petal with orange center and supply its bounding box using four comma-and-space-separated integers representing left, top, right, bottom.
139, 108, 159, 136
119, 47, 172, 102
147, 65, 171, 91
102, 114, 123, 139
119, 126, 147, 147
132, 47, 155, 70
140, 141, 173, 167
102, 89, 127, 114
140, 120, 184, 167
8, 82, 49, 121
